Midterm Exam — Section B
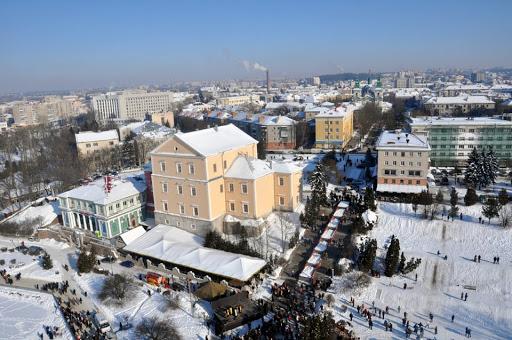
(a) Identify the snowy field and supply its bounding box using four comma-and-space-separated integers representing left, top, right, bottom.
74, 271, 210, 340
0, 286, 72, 339
4, 198, 60, 227
329, 201, 512, 340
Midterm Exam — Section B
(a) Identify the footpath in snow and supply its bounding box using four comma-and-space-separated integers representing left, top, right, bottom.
329, 201, 512, 340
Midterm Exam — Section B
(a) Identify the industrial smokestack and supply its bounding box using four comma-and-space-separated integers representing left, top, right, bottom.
266, 69, 270, 94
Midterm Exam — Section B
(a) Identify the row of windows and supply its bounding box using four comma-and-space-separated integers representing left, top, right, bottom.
85, 141, 115, 148
383, 178, 422, 185
431, 136, 512, 141
384, 160, 422, 166
384, 169, 422, 176
162, 201, 199, 216
432, 152, 512, 157
383, 151, 424, 157
430, 128, 512, 133
160, 161, 195, 175
432, 144, 512, 150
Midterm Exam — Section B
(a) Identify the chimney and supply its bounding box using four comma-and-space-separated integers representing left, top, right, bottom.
266, 69, 270, 94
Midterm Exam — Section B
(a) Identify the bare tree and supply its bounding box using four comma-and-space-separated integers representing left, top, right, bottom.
276, 210, 293, 254
499, 205, 512, 228
135, 317, 181, 340
99, 273, 135, 304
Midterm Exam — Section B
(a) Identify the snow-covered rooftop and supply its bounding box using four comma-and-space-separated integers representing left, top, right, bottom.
409, 116, 512, 126
376, 183, 427, 194
124, 225, 266, 281
119, 226, 146, 245
376, 131, 430, 151
175, 124, 257, 157
425, 95, 494, 105
58, 174, 146, 205
225, 156, 273, 180
315, 103, 359, 118
75, 130, 118, 143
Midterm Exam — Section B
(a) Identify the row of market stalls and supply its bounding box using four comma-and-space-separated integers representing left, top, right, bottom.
299, 201, 348, 283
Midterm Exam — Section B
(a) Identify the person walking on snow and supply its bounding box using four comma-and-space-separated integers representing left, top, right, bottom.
451, 314, 455, 322
464, 292, 468, 301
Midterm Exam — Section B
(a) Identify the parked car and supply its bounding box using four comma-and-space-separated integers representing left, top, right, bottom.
119, 260, 134, 268
100, 256, 116, 263
93, 312, 112, 334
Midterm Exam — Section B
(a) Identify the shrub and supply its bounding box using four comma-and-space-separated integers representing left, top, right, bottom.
99, 274, 135, 305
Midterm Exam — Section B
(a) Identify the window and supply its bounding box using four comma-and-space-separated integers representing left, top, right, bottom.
213, 163, 217, 173
220, 184, 224, 193
109, 141, 114, 145
176, 163, 182, 174
279, 177, 284, 186
416, 180, 420, 185
229, 183, 234, 192
123, 201, 127, 206
116, 203, 120, 209
242, 203, 249, 214
279, 196, 285, 206
401, 152, 405, 157
177, 185, 183, 195
108, 206, 113, 211
229, 202, 235, 211
162, 183, 168, 193
385, 152, 389, 156
178, 204, 185, 214
162, 201, 168, 211
384, 179, 388, 184
93, 142, 98, 146
86, 143, 91, 148
192, 206, 199, 216
191, 186, 197, 196
408, 180, 412, 184
241, 184, 248, 194
400, 161, 405, 166
223, 160, 227, 169
385, 161, 389, 165
160, 161, 166, 172
189, 163, 195, 175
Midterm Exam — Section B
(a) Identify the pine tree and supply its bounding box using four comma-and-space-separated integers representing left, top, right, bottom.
449, 187, 459, 219
364, 187, 377, 211
482, 198, 500, 223
411, 194, 420, 215
41, 253, 53, 270
485, 149, 499, 185
397, 252, 406, 273
435, 190, 444, 204
384, 236, 400, 277
464, 148, 480, 188
402, 258, 422, 274
498, 188, 509, 206
309, 164, 328, 207
478, 150, 491, 188
464, 188, 479, 206
358, 238, 377, 272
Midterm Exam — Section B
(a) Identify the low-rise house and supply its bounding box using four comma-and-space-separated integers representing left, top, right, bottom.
58, 174, 146, 238
424, 95, 495, 114
75, 130, 119, 156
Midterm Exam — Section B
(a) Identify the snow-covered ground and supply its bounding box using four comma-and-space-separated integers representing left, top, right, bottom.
74, 271, 210, 340
0, 240, 62, 282
4, 199, 60, 227
329, 201, 512, 339
0, 286, 72, 339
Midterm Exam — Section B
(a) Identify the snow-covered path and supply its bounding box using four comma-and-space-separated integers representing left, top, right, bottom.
329, 202, 512, 340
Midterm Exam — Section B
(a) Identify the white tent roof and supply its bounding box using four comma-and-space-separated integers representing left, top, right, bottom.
333, 209, 345, 218
321, 228, 335, 240
314, 240, 328, 253
337, 201, 349, 209
123, 225, 266, 282
377, 184, 427, 194
120, 226, 146, 245
307, 253, 322, 266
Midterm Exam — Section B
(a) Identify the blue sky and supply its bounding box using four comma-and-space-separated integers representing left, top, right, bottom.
1, 0, 511, 92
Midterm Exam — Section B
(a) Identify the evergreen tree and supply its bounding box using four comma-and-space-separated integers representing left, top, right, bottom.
435, 190, 444, 204
363, 187, 377, 211
402, 258, 422, 274
358, 238, 377, 272
482, 198, 500, 223
397, 252, 406, 273
485, 149, 499, 185
41, 253, 53, 270
450, 187, 458, 206
464, 148, 480, 188
384, 236, 400, 277
478, 150, 491, 188
464, 188, 479, 206
411, 194, 420, 215
309, 163, 328, 207
121, 140, 136, 168
365, 149, 376, 167
498, 188, 509, 206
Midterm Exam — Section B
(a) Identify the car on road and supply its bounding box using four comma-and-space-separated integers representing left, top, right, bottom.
119, 260, 134, 268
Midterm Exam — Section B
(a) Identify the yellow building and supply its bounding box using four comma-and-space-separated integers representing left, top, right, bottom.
314, 104, 355, 149
150, 124, 302, 236
151, 111, 174, 127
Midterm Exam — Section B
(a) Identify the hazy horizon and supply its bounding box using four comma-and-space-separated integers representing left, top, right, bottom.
1, 0, 511, 93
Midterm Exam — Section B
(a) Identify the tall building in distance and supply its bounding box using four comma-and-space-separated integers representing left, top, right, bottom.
471, 71, 487, 83
92, 90, 177, 124
12, 96, 82, 126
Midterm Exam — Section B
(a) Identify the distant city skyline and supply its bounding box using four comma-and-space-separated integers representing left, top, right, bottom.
1, 0, 511, 93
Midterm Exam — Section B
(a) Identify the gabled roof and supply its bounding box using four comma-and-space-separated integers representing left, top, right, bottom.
124, 225, 266, 281
174, 124, 257, 157
225, 156, 273, 180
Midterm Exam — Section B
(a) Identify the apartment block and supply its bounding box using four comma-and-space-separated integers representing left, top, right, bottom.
150, 124, 302, 236
424, 95, 495, 114
376, 131, 430, 194
409, 116, 512, 167
314, 104, 355, 149
207, 111, 296, 150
